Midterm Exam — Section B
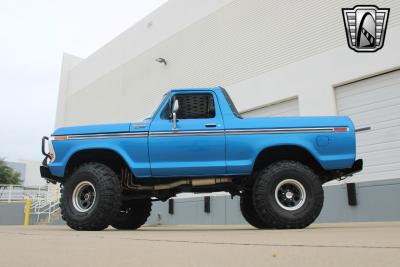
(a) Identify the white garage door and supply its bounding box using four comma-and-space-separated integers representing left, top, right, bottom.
241, 97, 299, 117
335, 69, 400, 183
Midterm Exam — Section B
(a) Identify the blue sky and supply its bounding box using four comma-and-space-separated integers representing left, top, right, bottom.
0, 0, 166, 162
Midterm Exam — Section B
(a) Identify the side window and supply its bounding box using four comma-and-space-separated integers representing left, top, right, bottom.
160, 93, 216, 119
160, 101, 170, 120
176, 93, 215, 119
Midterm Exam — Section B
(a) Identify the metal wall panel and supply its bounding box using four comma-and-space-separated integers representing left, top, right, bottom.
335, 70, 400, 182
61, 0, 400, 126
241, 97, 299, 117
0, 203, 25, 225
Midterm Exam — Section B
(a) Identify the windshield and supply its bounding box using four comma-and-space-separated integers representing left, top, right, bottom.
144, 93, 168, 120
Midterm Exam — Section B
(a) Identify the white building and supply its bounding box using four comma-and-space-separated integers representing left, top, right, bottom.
56, 0, 400, 185
5, 160, 46, 186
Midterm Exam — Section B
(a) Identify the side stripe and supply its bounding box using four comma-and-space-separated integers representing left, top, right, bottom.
226, 127, 335, 135
53, 127, 344, 140
53, 132, 147, 140
149, 130, 225, 137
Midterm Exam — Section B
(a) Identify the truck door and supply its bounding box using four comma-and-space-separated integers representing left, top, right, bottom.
148, 91, 226, 177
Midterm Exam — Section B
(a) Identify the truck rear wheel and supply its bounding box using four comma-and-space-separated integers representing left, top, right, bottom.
111, 199, 152, 230
240, 192, 272, 229
60, 162, 122, 231
253, 161, 323, 229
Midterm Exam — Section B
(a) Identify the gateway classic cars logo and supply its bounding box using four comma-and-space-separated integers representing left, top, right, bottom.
342, 5, 390, 52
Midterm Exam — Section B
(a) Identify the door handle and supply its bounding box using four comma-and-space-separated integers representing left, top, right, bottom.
205, 123, 217, 128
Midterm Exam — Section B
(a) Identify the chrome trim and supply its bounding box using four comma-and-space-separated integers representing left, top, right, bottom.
53, 127, 341, 140
149, 130, 225, 137
48, 139, 56, 162
274, 179, 306, 211
226, 127, 335, 135
134, 125, 147, 129
72, 181, 96, 213
60, 132, 148, 140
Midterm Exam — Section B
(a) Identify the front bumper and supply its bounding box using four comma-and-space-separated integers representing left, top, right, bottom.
41, 135, 62, 184
40, 165, 63, 184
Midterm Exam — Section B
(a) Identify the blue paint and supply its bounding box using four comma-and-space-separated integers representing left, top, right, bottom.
48, 87, 357, 179
53, 123, 132, 136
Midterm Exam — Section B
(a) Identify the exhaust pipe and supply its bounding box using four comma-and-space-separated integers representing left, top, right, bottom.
121, 168, 232, 191
191, 178, 232, 187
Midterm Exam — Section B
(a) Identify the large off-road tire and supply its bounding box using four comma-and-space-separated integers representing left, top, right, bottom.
240, 192, 272, 229
60, 162, 122, 231
253, 161, 323, 229
111, 199, 152, 230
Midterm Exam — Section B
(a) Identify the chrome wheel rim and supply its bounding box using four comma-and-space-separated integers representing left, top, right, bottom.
274, 179, 306, 211
72, 181, 96, 212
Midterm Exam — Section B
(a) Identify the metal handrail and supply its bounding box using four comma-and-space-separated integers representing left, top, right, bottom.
0, 184, 55, 200
0, 184, 61, 223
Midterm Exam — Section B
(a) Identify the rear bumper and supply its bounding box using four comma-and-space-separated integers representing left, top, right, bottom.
40, 165, 63, 184
321, 159, 363, 183
342, 159, 363, 177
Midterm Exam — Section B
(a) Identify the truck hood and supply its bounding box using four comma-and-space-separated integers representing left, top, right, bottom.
52, 122, 149, 136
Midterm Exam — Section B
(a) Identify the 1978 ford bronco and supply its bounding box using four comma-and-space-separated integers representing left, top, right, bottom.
41, 87, 362, 231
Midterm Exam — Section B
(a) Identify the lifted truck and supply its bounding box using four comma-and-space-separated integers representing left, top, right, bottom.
41, 87, 362, 231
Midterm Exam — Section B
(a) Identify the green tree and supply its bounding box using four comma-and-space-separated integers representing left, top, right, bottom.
0, 159, 22, 185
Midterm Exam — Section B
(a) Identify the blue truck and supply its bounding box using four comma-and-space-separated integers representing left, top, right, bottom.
41, 87, 362, 231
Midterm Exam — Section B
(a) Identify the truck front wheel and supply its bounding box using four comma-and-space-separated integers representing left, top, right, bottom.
111, 199, 152, 230
253, 161, 323, 229
60, 162, 122, 231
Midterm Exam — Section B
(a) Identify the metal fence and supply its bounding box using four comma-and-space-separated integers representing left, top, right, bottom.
0, 184, 60, 223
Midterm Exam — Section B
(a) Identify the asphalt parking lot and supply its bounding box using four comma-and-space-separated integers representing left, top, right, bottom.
0, 222, 399, 267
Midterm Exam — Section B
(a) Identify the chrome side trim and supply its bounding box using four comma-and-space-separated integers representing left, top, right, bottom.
54, 127, 341, 140
63, 132, 148, 140
226, 127, 335, 135
149, 130, 225, 137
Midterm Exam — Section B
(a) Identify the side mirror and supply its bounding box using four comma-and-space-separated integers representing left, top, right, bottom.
173, 99, 179, 113
172, 99, 179, 130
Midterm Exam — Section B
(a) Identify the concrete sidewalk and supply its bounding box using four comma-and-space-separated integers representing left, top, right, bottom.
0, 222, 399, 267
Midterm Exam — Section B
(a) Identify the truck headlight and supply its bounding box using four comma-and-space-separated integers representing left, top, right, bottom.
48, 138, 56, 162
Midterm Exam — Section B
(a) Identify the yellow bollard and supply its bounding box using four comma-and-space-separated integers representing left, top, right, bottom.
24, 198, 31, 226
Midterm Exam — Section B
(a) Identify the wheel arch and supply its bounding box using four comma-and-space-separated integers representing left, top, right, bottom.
252, 145, 324, 174
65, 148, 130, 177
